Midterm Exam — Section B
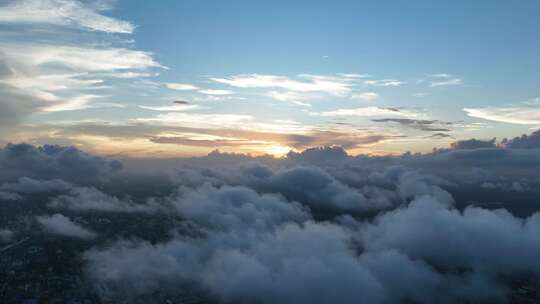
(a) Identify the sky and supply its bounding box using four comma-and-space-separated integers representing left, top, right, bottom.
0, 0, 539, 157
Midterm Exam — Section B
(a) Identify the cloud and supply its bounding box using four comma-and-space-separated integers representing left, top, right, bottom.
211, 74, 352, 96
464, 107, 540, 125
0, 0, 135, 33
372, 118, 452, 132
0, 143, 122, 184
198, 89, 235, 96
138, 104, 199, 112
267, 91, 313, 106
427, 132, 452, 138
37, 213, 96, 239
1, 137, 540, 302
0, 177, 71, 194
132, 112, 254, 129
364, 79, 405, 87
1, 44, 163, 72
525, 98, 540, 105
48, 186, 159, 213
240, 165, 394, 212
450, 138, 497, 150
0, 228, 14, 242
165, 83, 199, 90
351, 92, 379, 102
426, 74, 463, 87
314, 107, 421, 118
501, 129, 540, 149
0, 0, 163, 135
361, 195, 540, 278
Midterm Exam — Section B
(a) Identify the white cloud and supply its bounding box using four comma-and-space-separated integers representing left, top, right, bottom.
105, 72, 156, 79
198, 89, 235, 95
464, 107, 540, 125
41, 94, 102, 112
351, 92, 379, 102
0, 0, 135, 33
0, 44, 163, 72
166, 83, 199, 91
211, 74, 352, 96
426, 73, 452, 78
339, 73, 371, 79
267, 91, 312, 106
426, 74, 463, 87
138, 104, 200, 111
429, 78, 462, 87
133, 113, 254, 129
314, 107, 422, 118
364, 79, 405, 87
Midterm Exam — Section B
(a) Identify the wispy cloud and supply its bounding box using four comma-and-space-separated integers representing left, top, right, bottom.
198, 89, 235, 95
267, 91, 312, 106
464, 107, 540, 125
138, 104, 200, 111
351, 92, 379, 102
0, 44, 163, 71
0, 0, 135, 33
166, 83, 199, 91
211, 74, 352, 96
133, 112, 254, 129
364, 79, 405, 87
426, 74, 463, 87
0, 0, 164, 116
372, 118, 453, 132
313, 107, 421, 118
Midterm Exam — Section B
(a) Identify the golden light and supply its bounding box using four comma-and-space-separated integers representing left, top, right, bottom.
266, 145, 293, 157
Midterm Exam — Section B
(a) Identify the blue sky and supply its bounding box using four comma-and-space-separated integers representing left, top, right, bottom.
0, 0, 539, 156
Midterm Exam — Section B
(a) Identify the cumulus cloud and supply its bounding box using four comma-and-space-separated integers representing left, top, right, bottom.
37, 213, 96, 239
1, 136, 540, 302
450, 138, 497, 150
239, 165, 394, 213
0, 143, 122, 184
501, 129, 540, 149
48, 186, 159, 213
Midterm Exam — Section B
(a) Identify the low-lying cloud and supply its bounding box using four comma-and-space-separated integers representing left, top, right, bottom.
1, 130, 540, 303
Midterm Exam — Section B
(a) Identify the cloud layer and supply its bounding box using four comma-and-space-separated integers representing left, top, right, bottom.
2, 133, 540, 302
